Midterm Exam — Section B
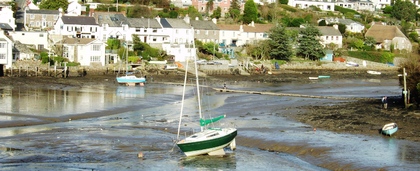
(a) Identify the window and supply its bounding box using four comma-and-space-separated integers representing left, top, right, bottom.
0, 43, 5, 48
205, 30, 208, 35
39, 34, 44, 37
36, 21, 40, 26
92, 45, 100, 51
136, 28, 141, 32
326, 36, 329, 40
30, 21, 34, 26
153, 38, 157, 42
38, 45, 44, 50
0, 54, 5, 59
90, 56, 100, 62
30, 14, 34, 19
42, 14, 46, 19
196, 30, 200, 34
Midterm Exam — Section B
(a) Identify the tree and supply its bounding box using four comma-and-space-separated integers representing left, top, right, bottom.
297, 25, 325, 60
206, 0, 214, 16
228, 0, 241, 22
391, 0, 417, 21
279, 0, 288, 4
318, 20, 327, 26
127, 5, 153, 18
242, 0, 258, 24
268, 24, 293, 60
246, 40, 271, 60
383, 5, 392, 14
211, 7, 222, 19
39, 0, 69, 11
399, 55, 420, 105
364, 36, 376, 47
338, 24, 346, 34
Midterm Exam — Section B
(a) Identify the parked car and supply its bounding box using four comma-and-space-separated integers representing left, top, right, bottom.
207, 61, 222, 65
195, 59, 207, 65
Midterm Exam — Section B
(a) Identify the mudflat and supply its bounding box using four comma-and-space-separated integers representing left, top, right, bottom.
1, 70, 418, 143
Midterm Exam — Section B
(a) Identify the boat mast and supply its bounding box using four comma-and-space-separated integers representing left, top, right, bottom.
176, 42, 191, 141
192, 41, 204, 132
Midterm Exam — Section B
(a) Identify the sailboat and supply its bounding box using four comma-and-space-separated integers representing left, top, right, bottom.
116, 42, 146, 84
176, 42, 237, 157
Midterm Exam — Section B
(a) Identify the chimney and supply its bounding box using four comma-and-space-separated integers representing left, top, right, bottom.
212, 18, 217, 24
333, 24, 338, 30
240, 25, 243, 32
184, 14, 190, 24
195, 17, 199, 20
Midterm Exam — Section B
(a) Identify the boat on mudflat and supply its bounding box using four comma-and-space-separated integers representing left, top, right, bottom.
367, 70, 381, 75
381, 123, 398, 136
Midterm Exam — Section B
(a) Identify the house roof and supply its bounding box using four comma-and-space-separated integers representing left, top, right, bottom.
97, 13, 128, 27
217, 24, 240, 31
13, 41, 34, 54
338, 19, 361, 25
365, 24, 406, 43
62, 38, 97, 45
126, 18, 162, 28
243, 24, 274, 32
61, 16, 98, 25
160, 18, 191, 28
0, 23, 13, 30
317, 26, 342, 36
190, 20, 219, 30
26, 9, 60, 15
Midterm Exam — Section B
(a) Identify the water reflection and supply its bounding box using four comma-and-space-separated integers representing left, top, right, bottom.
116, 86, 145, 99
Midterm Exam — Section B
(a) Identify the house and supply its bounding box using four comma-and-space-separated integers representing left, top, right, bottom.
217, 22, 273, 47
158, 16, 195, 62
95, 13, 128, 41
8, 31, 49, 51
53, 15, 100, 39
0, 30, 13, 69
61, 38, 107, 66
67, 0, 82, 16
321, 18, 365, 33
365, 23, 412, 52
13, 41, 35, 60
288, 0, 335, 11
0, 4, 16, 31
125, 17, 164, 48
191, 0, 245, 17
189, 18, 219, 43
24, 9, 60, 31
317, 26, 343, 49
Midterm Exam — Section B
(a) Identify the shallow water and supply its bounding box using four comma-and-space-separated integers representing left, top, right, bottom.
0, 78, 419, 170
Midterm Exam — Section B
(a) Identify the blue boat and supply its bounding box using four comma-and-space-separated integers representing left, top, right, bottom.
116, 75, 146, 84
382, 123, 398, 136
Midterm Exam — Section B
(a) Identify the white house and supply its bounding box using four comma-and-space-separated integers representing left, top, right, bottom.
288, 0, 335, 11
125, 17, 165, 48
67, 0, 82, 16
158, 17, 195, 62
0, 4, 15, 31
217, 22, 273, 47
9, 31, 49, 51
62, 38, 107, 66
95, 13, 128, 41
0, 31, 13, 69
53, 15, 100, 39
317, 26, 343, 49
321, 18, 365, 33
13, 41, 35, 60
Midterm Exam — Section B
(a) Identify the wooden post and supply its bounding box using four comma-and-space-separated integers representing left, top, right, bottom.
36, 67, 38, 77
54, 65, 57, 77
27, 67, 29, 76
403, 68, 408, 108
19, 67, 21, 77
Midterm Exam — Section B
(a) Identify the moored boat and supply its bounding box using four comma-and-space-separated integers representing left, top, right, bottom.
381, 123, 398, 136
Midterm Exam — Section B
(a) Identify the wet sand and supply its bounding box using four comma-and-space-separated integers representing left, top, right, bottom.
1, 70, 419, 170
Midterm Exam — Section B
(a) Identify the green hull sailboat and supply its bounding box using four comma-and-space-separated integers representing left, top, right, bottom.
176, 42, 237, 157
